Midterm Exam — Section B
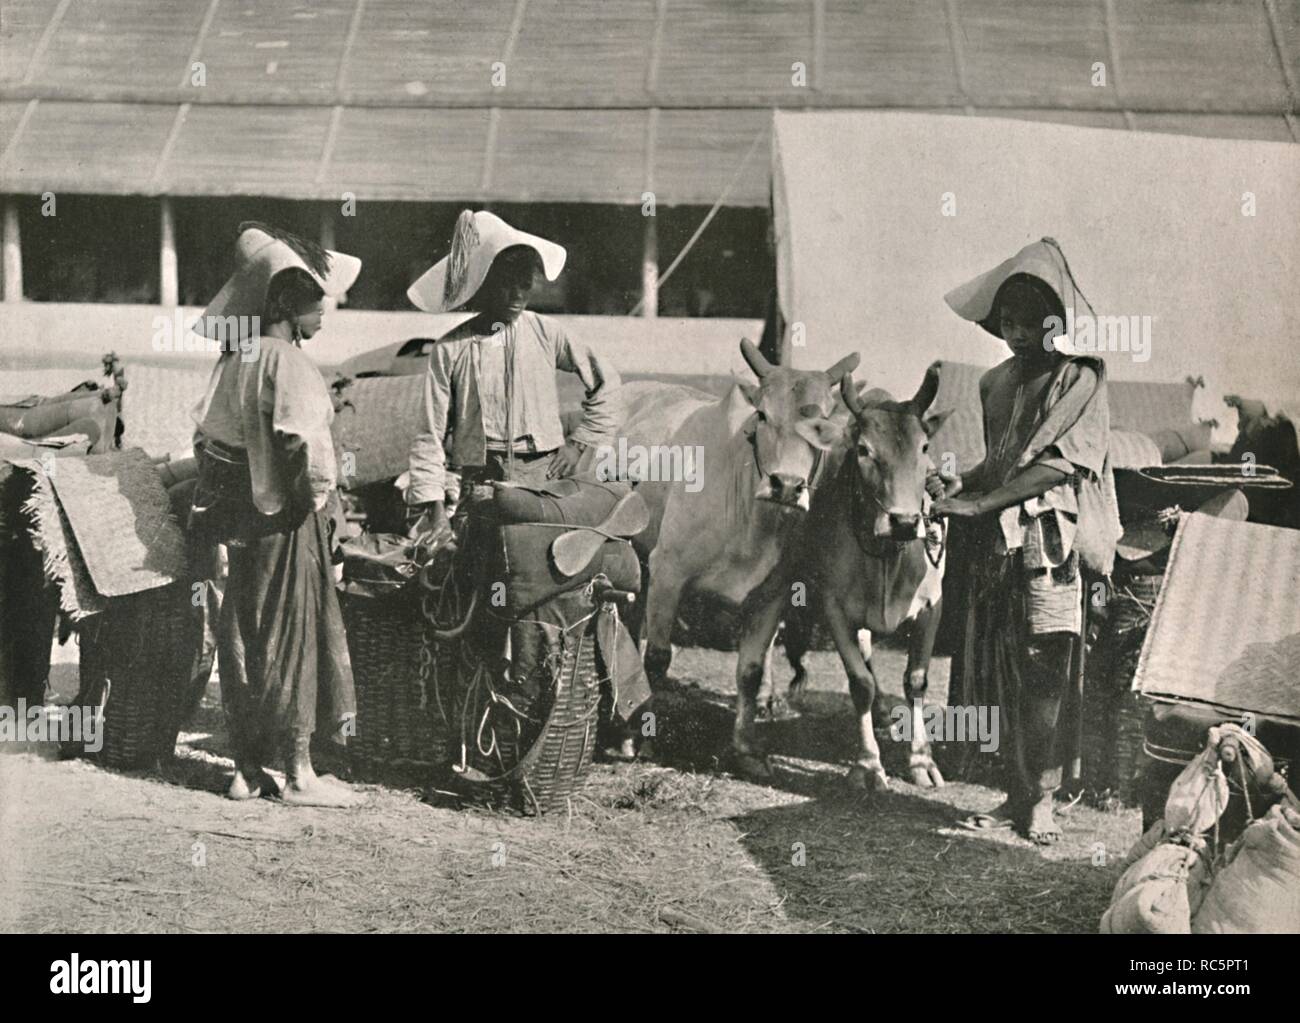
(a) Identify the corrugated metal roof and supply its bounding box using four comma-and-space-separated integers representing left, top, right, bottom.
1, 0, 1295, 203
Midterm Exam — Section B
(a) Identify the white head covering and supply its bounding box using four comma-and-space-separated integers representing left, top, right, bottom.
194, 222, 362, 342
407, 209, 566, 314
944, 237, 1097, 356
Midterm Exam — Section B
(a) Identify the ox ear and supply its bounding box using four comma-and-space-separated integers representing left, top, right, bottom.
726, 380, 760, 418
923, 407, 954, 438
794, 416, 843, 452
908, 361, 942, 418
824, 351, 861, 382
739, 337, 772, 380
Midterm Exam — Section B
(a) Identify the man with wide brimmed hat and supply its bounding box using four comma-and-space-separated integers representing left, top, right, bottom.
404, 210, 621, 545
190, 222, 364, 807
935, 237, 1122, 845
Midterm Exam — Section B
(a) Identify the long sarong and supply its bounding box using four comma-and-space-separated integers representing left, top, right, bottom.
953, 538, 1084, 807
194, 441, 355, 764
218, 508, 355, 764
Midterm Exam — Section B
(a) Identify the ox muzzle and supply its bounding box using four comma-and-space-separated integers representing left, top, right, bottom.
755, 472, 812, 511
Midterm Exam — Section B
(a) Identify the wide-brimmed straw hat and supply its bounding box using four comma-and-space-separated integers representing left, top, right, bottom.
944, 237, 1097, 357
407, 210, 566, 314
194, 222, 362, 341
1115, 487, 1249, 561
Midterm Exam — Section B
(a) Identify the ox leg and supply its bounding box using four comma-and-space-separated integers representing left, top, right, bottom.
903, 597, 945, 788
824, 604, 889, 793
642, 550, 683, 687
732, 594, 785, 782
637, 554, 690, 763
781, 601, 812, 707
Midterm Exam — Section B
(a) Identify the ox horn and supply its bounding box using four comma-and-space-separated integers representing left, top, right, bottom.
840, 374, 865, 416
739, 337, 772, 379
824, 351, 861, 381
909, 360, 942, 417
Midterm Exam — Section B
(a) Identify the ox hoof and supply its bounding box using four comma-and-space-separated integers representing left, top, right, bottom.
764, 694, 800, 722
847, 763, 890, 794
732, 750, 773, 782
909, 758, 945, 789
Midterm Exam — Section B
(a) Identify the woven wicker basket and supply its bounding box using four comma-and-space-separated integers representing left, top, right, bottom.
1083, 573, 1164, 803
79, 582, 196, 770
340, 588, 452, 772
453, 592, 603, 814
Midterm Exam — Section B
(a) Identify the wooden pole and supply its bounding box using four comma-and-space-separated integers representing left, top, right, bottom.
320, 206, 341, 308
640, 211, 658, 318
3, 201, 22, 302
159, 197, 178, 306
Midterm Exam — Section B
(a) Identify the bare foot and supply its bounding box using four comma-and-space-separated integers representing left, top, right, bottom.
1025, 796, 1062, 845
227, 768, 279, 801
280, 773, 365, 808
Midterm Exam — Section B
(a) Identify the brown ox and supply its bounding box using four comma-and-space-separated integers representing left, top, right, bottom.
622, 339, 858, 777
781, 366, 950, 792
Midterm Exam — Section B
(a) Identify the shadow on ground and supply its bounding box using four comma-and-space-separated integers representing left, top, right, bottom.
728, 775, 1125, 933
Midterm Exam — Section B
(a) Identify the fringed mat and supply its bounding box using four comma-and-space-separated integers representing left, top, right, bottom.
18, 460, 105, 619
1134, 513, 1300, 725
16, 448, 186, 614
47, 449, 187, 598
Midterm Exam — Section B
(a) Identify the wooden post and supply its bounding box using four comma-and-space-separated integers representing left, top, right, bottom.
159, 197, 178, 307
640, 211, 658, 318
320, 206, 341, 308
3, 200, 21, 302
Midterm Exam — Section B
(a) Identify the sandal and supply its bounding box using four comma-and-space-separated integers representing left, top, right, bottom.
957, 811, 1015, 832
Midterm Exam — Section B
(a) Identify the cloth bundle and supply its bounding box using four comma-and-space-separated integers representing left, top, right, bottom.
339, 531, 426, 599
1102, 724, 1300, 933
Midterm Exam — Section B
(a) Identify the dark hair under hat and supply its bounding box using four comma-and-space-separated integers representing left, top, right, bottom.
981, 272, 1067, 336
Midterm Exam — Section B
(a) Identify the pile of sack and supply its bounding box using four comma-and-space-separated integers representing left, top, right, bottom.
1101, 724, 1300, 934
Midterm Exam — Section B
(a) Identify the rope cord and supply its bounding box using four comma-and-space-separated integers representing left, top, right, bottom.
628, 126, 767, 316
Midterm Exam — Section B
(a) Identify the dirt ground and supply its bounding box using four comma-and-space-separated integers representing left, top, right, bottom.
0, 639, 1141, 934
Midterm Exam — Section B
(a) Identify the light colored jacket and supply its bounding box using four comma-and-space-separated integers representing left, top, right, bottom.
407, 311, 621, 503
192, 338, 337, 515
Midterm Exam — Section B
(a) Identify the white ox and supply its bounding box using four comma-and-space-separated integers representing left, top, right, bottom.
619, 339, 859, 777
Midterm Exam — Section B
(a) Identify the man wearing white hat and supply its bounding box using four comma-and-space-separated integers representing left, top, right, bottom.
935, 237, 1121, 845
404, 210, 621, 545
190, 222, 364, 808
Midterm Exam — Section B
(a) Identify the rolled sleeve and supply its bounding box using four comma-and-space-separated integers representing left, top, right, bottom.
554, 324, 622, 448
408, 345, 453, 504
